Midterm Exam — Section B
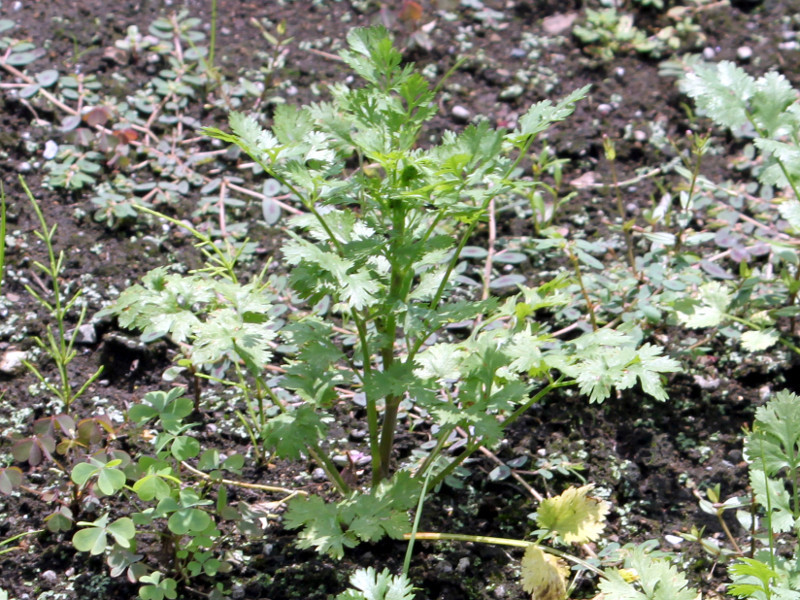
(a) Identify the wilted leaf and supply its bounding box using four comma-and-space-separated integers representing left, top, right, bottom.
536, 484, 610, 543
520, 545, 568, 600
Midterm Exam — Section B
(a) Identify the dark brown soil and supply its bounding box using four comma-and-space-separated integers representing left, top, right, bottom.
1, 0, 798, 599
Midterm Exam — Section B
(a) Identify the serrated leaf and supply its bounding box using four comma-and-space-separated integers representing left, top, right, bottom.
778, 199, 800, 230
536, 484, 610, 544
262, 405, 327, 459
414, 343, 462, 380
745, 390, 800, 476
681, 61, 754, 130
741, 329, 780, 352
512, 85, 591, 143
337, 567, 414, 600
284, 495, 356, 559
676, 281, 732, 328
599, 546, 699, 600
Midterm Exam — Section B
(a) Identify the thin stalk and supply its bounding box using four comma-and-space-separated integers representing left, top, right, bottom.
413, 424, 456, 481
758, 436, 776, 570
565, 244, 598, 331
402, 465, 434, 578
0, 530, 44, 556
673, 134, 705, 255
506, 377, 571, 426
403, 532, 605, 578
426, 439, 480, 491
181, 460, 306, 497
354, 314, 382, 485
234, 410, 265, 464
307, 444, 350, 495
605, 136, 637, 276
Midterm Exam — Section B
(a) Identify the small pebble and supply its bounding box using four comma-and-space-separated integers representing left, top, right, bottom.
457, 557, 470, 573
737, 46, 753, 61
702, 47, 716, 60
0, 349, 27, 375
614, 66, 625, 81
633, 129, 648, 142
40, 570, 58, 586
18, 161, 32, 173
73, 323, 97, 345
510, 48, 526, 58
436, 560, 454, 575
727, 449, 743, 463
43, 140, 58, 160
349, 428, 367, 441
312, 467, 327, 482
664, 534, 683, 546
499, 84, 524, 100
779, 41, 798, 51
597, 103, 613, 115
451, 105, 471, 122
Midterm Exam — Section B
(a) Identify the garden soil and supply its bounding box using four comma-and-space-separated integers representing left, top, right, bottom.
2, 0, 800, 598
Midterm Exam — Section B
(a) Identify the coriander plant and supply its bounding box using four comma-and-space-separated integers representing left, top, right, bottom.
108, 26, 679, 559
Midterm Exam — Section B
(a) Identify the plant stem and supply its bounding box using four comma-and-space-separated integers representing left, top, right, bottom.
402, 466, 433, 578
605, 136, 638, 276
180, 460, 308, 497
565, 244, 598, 331
404, 532, 605, 577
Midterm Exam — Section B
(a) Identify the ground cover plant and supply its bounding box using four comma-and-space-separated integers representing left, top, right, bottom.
3, 0, 800, 599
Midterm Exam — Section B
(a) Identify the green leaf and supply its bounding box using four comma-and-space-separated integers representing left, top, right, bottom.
262, 405, 327, 459
778, 199, 800, 231
740, 329, 780, 352
170, 435, 200, 460
96, 466, 126, 495
675, 281, 732, 328
167, 508, 211, 535
133, 467, 174, 501
73, 522, 109, 555
107, 517, 135, 547
335, 567, 414, 600
509, 85, 591, 144
284, 495, 356, 559
599, 545, 699, 600
681, 61, 755, 130
746, 390, 800, 476
0, 467, 23, 496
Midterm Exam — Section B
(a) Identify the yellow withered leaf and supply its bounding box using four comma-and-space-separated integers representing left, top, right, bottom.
536, 484, 610, 544
521, 545, 568, 600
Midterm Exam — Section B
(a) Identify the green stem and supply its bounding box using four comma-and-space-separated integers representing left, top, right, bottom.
413, 424, 456, 481
506, 377, 572, 427
307, 444, 350, 495
402, 465, 434, 578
